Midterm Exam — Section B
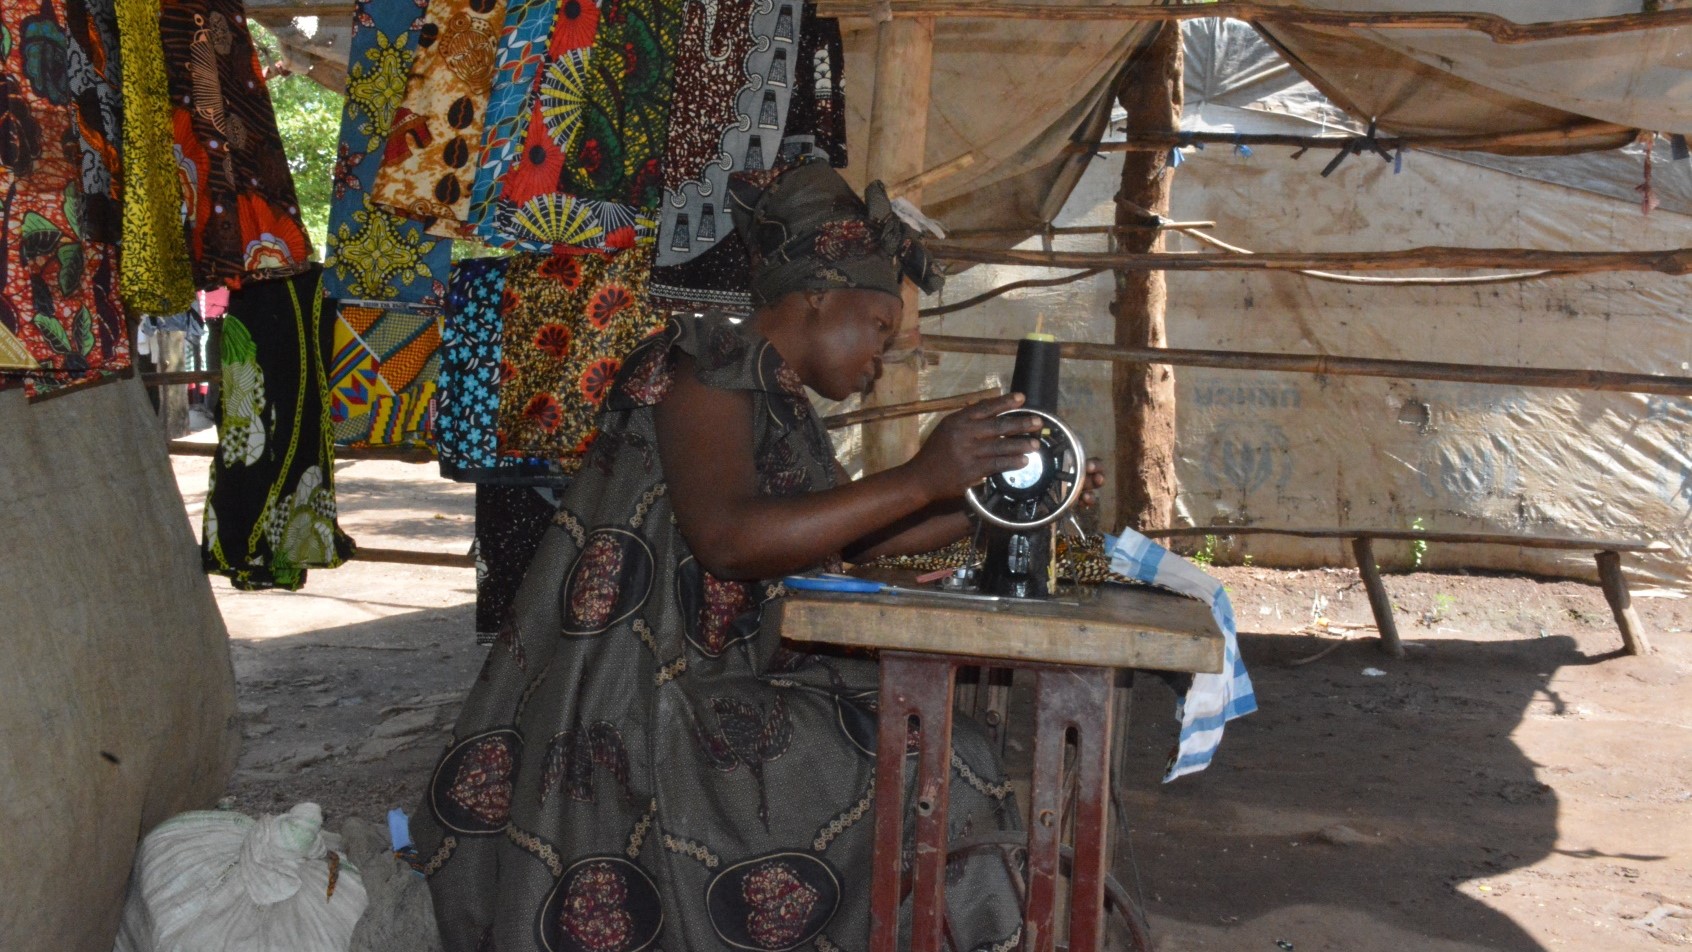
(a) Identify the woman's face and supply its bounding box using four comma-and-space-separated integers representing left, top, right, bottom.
802, 289, 903, 401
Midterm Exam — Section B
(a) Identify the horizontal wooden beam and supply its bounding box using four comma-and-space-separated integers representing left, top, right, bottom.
168, 440, 436, 463
1140, 524, 1668, 554
943, 222, 1215, 240
352, 546, 475, 568
930, 241, 1692, 276
822, 386, 1000, 429
252, 0, 1692, 42
920, 268, 1108, 318
814, 2, 1690, 41
922, 334, 1692, 397
1079, 123, 1634, 155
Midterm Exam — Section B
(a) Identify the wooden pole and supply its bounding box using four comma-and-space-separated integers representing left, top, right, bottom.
168, 440, 437, 463
1595, 550, 1651, 656
1110, 22, 1180, 533
1142, 525, 1669, 554
919, 269, 1107, 319
156, 330, 191, 439
945, 222, 1215, 240
1076, 123, 1632, 155
256, 0, 1692, 41
1351, 537, 1404, 658
928, 242, 1692, 276
353, 546, 476, 568
811, 1, 1692, 42
860, 14, 937, 474
823, 386, 999, 430
923, 334, 1692, 397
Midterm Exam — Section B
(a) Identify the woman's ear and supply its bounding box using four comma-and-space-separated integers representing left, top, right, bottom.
803, 289, 827, 318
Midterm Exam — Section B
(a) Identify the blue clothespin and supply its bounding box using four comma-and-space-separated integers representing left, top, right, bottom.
1393, 145, 1404, 175
388, 808, 413, 852
1233, 134, 1253, 158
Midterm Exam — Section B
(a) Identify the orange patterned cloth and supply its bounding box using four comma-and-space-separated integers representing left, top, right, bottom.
369, 0, 509, 238
494, 247, 662, 468
158, 0, 313, 289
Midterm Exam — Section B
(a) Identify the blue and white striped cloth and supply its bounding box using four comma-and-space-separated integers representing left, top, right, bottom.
1106, 528, 1257, 781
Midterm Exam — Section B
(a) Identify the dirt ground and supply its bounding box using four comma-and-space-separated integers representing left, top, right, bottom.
172, 453, 1692, 951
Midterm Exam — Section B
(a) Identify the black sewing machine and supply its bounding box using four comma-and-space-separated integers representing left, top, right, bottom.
962, 334, 1086, 599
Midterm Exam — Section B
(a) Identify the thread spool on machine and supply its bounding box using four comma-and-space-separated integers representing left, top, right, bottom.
962, 333, 1087, 599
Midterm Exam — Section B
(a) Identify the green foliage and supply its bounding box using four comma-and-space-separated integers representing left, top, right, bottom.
1191, 534, 1219, 567
1409, 516, 1429, 569
450, 239, 515, 264
250, 22, 343, 256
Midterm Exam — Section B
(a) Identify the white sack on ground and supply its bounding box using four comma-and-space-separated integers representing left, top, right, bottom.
116, 803, 368, 952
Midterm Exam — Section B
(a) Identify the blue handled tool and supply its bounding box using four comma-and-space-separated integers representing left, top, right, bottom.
781, 574, 1004, 602
781, 573, 886, 594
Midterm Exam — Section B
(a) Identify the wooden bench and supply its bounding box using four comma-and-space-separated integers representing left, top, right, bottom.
770, 581, 1223, 952
1142, 526, 1667, 658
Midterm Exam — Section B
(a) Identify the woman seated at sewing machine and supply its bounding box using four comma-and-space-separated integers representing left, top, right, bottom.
413, 157, 1104, 952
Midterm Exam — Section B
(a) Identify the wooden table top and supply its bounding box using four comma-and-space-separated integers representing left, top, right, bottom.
767, 576, 1224, 674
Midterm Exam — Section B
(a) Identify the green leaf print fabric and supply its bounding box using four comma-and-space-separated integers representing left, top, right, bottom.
202, 266, 356, 590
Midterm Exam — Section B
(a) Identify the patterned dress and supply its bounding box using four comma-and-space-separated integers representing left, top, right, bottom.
416, 313, 1023, 952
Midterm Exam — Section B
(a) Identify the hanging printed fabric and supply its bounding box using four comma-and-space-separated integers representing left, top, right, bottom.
323, 0, 452, 305
203, 265, 355, 590
477, 0, 602, 249
495, 247, 661, 466
158, 0, 312, 289
114, 0, 197, 313
325, 299, 443, 446
65, 0, 124, 246
0, 0, 130, 396
649, 5, 844, 312
460, 0, 559, 241
436, 256, 558, 483
482, 0, 682, 251
558, 0, 682, 204
785, 5, 845, 169
653, 0, 803, 270
368, 0, 508, 239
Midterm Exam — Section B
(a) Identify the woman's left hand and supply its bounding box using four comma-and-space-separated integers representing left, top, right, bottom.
1078, 458, 1107, 509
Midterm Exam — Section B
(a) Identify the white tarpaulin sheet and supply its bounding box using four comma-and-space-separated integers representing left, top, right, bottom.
899, 21, 1692, 586
1267, 0, 1692, 136
840, 14, 1151, 234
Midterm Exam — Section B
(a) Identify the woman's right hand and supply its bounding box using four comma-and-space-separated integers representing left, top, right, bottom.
903, 392, 1044, 501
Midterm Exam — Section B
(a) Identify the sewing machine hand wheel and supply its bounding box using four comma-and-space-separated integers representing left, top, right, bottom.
964, 408, 1086, 531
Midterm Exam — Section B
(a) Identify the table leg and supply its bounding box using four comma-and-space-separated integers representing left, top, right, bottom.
1352, 537, 1404, 658
1596, 550, 1651, 656
1027, 667, 1115, 952
871, 652, 957, 952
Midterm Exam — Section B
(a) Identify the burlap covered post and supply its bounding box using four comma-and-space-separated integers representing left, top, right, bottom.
0, 378, 238, 951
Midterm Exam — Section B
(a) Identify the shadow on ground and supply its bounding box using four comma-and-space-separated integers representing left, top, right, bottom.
225, 604, 486, 823
1111, 631, 1605, 951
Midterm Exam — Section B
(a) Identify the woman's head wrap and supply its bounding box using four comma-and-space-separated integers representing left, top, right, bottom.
728, 158, 943, 306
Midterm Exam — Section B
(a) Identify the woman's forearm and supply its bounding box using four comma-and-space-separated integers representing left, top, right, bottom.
679, 465, 939, 580
844, 501, 972, 564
